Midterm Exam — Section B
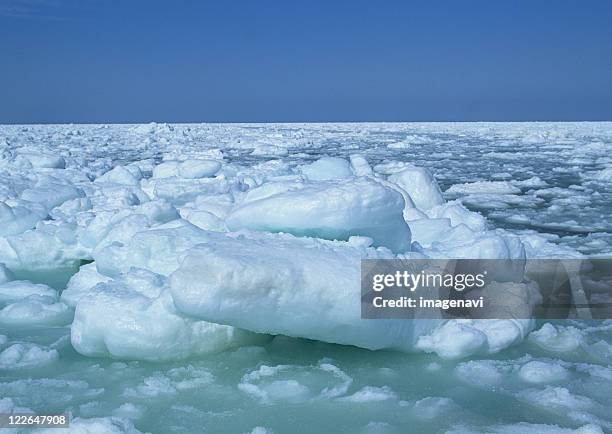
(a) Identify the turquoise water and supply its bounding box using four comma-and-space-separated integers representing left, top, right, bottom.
4, 319, 611, 433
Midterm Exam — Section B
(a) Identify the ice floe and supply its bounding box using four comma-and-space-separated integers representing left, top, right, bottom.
71, 268, 267, 361
0, 343, 59, 369
225, 177, 412, 252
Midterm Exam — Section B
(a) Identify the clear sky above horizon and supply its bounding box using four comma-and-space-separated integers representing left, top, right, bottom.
1, 0, 611, 124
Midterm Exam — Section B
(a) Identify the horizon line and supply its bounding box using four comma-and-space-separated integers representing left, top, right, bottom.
2, 119, 612, 126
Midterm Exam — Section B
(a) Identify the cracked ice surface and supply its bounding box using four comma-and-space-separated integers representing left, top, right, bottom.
0, 122, 610, 433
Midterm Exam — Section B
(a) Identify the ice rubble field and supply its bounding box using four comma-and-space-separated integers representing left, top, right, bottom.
0, 122, 611, 433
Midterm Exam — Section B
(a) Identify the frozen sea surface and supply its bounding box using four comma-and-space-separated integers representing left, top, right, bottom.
4, 122, 611, 255
0, 122, 611, 433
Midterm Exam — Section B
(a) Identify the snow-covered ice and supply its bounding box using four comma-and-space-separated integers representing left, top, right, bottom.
169, 230, 433, 351
70, 269, 267, 361
225, 177, 412, 252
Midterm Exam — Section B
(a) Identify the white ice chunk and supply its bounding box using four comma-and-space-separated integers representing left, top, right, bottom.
341, 386, 397, 403
226, 178, 411, 252
61, 262, 113, 307
513, 176, 549, 188
518, 360, 569, 384
388, 166, 444, 211
152, 161, 180, 178
185, 193, 235, 220
455, 359, 504, 387
428, 231, 526, 264
427, 201, 486, 232
21, 181, 83, 211
299, 157, 352, 181
89, 185, 147, 208
183, 210, 228, 232
529, 323, 584, 352
170, 230, 437, 352
238, 362, 352, 404
0, 280, 57, 303
410, 397, 458, 420
49, 197, 92, 221
517, 386, 595, 413
92, 214, 151, 253
0, 202, 44, 236
150, 177, 231, 205
94, 220, 212, 277
407, 218, 453, 247
123, 365, 215, 398
416, 319, 533, 359
95, 165, 142, 186
136, 199, 179, 225
178, 159, 221, 178
0, 297, 72, 328
349, 154, 373, 176
416, 321, 488, 359
0, 227, 87, 272
153, 159, 221, 179
0, 343, 59, 369
71, 269, 265, 361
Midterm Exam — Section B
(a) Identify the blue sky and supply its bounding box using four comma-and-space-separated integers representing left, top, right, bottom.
1, 0, 611, 123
